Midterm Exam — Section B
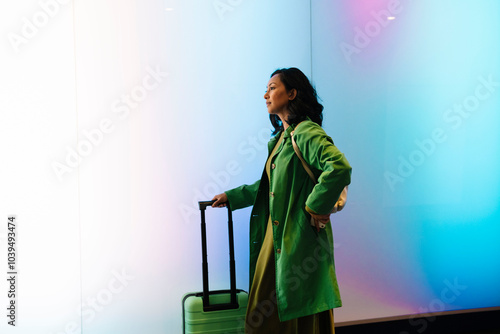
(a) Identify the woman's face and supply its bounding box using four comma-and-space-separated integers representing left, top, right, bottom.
264, 74, 296, 116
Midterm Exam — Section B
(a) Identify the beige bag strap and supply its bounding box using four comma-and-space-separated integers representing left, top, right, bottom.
290, 125, 348, 213
291, 130, 317, 184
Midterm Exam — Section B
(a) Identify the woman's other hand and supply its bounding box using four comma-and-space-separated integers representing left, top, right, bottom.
211, 193, 228, 208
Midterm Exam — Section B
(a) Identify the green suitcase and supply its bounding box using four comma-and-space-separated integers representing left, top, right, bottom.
182, 201, 248, 334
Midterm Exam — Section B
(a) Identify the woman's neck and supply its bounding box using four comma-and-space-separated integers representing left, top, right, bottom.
277, 111, 291, 131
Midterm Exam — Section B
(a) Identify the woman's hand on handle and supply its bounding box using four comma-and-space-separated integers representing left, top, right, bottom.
211, 193, 228, 208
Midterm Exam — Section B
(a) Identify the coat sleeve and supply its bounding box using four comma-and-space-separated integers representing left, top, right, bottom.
294, 122, 352, 215
225, 180, 261, 211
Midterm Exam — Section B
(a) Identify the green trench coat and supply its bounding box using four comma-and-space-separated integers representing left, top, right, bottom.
225, 119, 352, 322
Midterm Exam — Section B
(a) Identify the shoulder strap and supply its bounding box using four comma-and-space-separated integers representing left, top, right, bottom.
290, 130, 317, 184
291, 125, 349, 213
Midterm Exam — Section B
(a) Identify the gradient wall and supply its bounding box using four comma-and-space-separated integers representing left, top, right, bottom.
0, 0, 499, 333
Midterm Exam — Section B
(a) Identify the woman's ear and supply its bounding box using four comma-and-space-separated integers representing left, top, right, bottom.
288, 88, 297, 101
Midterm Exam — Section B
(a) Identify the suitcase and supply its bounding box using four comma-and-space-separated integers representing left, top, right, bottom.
182, 200, 248, 334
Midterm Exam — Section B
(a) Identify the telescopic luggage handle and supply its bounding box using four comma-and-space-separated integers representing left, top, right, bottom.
198, 200, 238, 311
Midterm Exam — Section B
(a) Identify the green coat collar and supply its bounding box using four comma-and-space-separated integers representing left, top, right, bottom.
267, 118, 310, 153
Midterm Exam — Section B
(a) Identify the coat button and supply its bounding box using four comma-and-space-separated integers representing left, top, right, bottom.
271, 163, 276, 169
270, 192, 274, 197
273, 220, 279, 226
276, 248, 281, 254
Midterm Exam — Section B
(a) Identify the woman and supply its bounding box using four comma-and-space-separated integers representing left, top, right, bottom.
212, 67, 351, 333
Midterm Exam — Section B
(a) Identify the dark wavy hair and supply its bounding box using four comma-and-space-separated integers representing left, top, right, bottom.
269, 67, 323, 135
